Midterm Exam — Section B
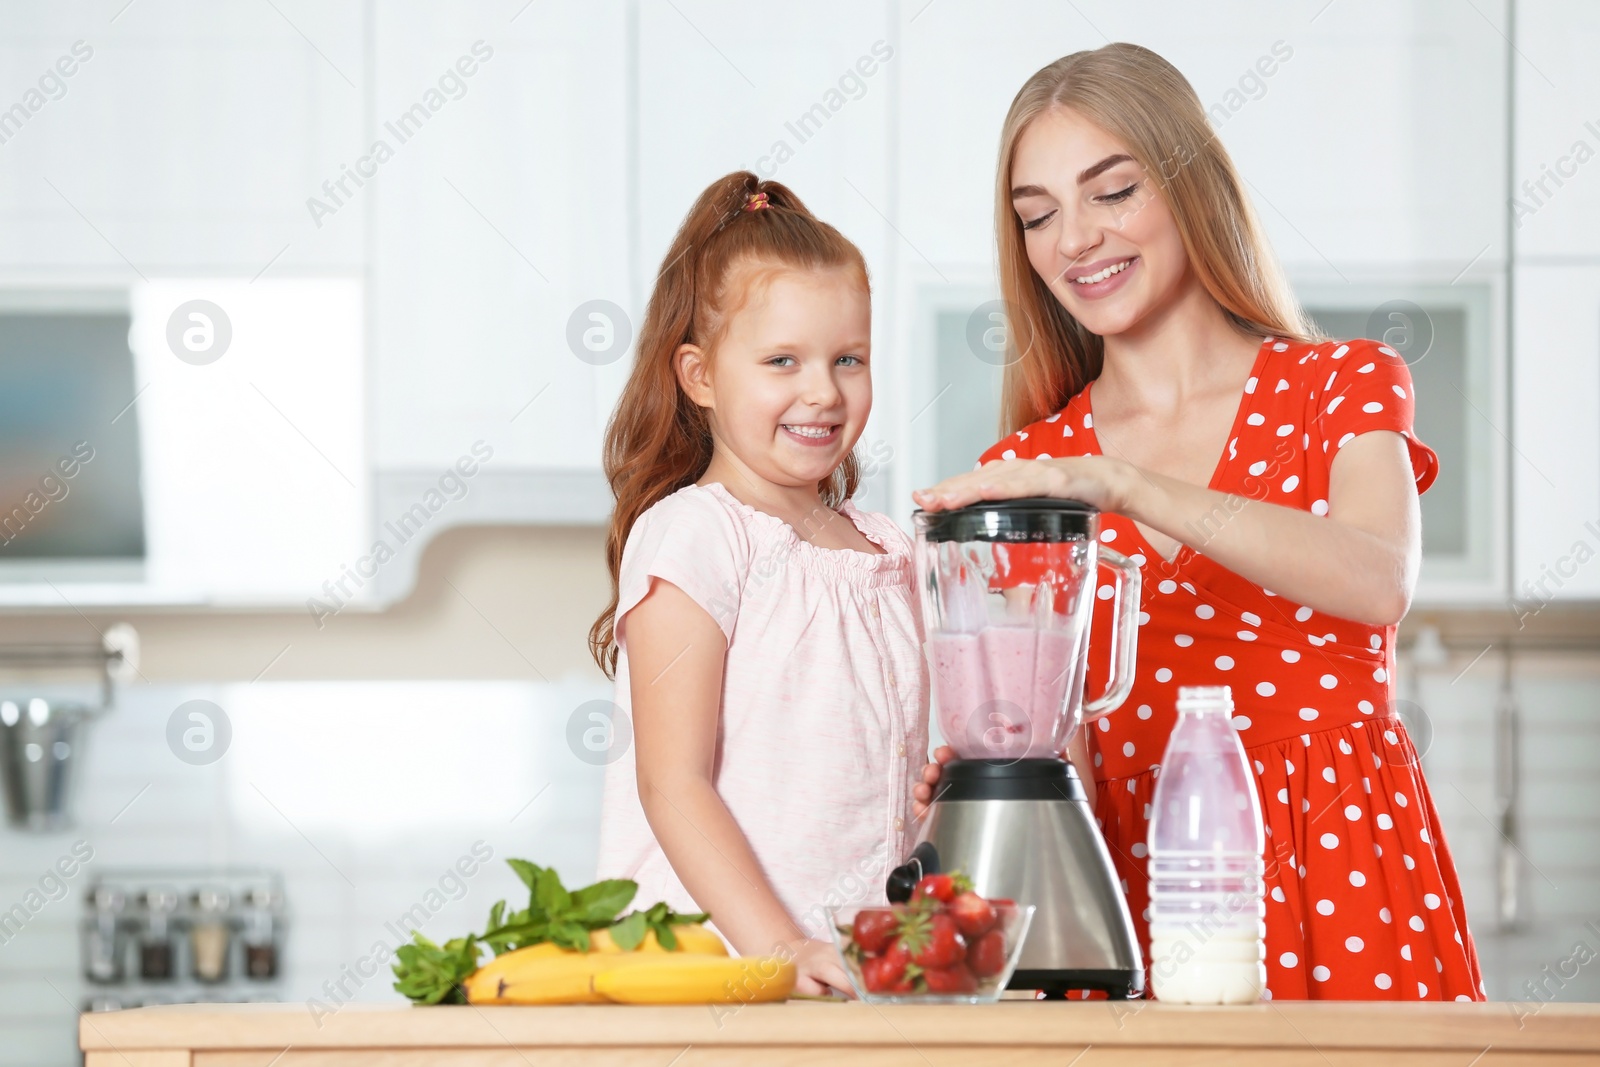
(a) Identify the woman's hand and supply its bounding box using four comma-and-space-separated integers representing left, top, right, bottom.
911, 745, 957, 819
912, 455, 1137, 513
783, 937, 857, 997
913, 432, 1422, 627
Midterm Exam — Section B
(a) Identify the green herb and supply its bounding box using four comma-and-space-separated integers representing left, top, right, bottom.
390, 857, 712, 1004
481, 859, 641, 954
609, 909, 651, 951
391, 933, 480, 1005
620, 900, 710, 951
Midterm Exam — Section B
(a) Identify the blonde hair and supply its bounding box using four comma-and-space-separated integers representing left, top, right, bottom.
994, 42, 1323, 435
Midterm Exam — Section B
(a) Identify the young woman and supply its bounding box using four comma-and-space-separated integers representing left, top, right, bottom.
913, 43, 1483, 1002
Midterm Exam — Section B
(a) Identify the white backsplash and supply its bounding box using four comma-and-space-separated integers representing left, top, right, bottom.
0, 678, 611, 1067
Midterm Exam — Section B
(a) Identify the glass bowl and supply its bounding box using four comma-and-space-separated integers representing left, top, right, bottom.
827, 901, 1035, 1004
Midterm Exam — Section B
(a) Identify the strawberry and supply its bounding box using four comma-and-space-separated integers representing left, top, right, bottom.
862, 938, 917, 993
947, 891, 997, 937
967, 927, 1007, 978
901, 910, 966, 969
879, 937, 911, 983
922, 961, 978, 993
860, 955, 897, 992
851, 908, 899, 955
912, 873, 957, 903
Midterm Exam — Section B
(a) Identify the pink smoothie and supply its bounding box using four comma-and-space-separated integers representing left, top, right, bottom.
929, 625, 1082, 759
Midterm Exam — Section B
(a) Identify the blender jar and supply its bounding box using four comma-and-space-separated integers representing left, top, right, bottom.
913, 498, 1141, 760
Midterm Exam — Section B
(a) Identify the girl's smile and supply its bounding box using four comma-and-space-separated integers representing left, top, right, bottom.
780, 422, 843, 446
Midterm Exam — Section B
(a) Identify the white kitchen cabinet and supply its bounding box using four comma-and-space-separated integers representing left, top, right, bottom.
370, 0, 631, 472
1510, 264, 1600, 605
635, 0, 894, 271
0, 1, 365, 273
1509, 0, 1600, 259
1228, 0, 1508, 270
1503, 0, 1600, 608
891, 0, 1506, 275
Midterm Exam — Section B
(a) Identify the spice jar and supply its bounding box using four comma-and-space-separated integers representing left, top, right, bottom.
138, 887, 179, 980
189, 887, 232, 983
82, 885, 125, 984
241, 886, 280, 980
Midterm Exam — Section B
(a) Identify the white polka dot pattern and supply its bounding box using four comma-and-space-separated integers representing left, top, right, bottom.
972, 335, 1475, 1003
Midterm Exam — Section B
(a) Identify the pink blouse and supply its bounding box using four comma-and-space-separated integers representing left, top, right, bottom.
595, 481, 929, 944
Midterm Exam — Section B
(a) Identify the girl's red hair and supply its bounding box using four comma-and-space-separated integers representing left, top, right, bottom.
588, 171, 868, 678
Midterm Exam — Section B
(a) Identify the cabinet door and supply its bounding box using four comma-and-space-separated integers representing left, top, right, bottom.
0, 0, 365, 272
1511, 264, 1600, 605
1223, 0, 1508, 269
1511, 0, 1600, 258
371, 0, 630, 471
894, 0, 1507, 272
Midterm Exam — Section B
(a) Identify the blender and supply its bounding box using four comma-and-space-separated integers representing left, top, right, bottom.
886, 498, 1144, 998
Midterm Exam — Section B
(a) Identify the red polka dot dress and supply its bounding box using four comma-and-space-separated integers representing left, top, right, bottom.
978, 336, 1485, 1002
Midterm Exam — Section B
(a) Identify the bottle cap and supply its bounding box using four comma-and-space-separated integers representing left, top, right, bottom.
1177, 685, 1233, 714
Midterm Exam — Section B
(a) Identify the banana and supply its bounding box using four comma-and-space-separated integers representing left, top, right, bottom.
460, 925, 735, 1004
592, 954, 796, 1005
464, 950, 670, 1005
588, 923, 728, 956
459, 942, 567, 1002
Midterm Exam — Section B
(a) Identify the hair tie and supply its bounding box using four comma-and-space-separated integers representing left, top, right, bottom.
743, 191, 770, 212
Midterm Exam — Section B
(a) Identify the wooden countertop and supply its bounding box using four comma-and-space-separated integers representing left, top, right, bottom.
80, 1000, 1600, 1066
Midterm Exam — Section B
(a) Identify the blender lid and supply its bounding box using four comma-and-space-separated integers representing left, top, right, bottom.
913, 498, 1099, 544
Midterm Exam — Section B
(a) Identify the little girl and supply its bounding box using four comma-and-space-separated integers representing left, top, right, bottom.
590, 172, 928, 996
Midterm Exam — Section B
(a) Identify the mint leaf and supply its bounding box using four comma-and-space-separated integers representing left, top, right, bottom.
609, 910, 649, 951
391, 933, 480, 1005
533, 867, 572, 917
482, 917, 552, 956
652, 919, 678, 950
571, 879, 637, 924
505, 858, 543, 892
548, 920, 589, 951
665, 908, 710, 925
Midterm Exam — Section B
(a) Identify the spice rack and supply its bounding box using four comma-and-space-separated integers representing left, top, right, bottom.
79, 869, 285, 1011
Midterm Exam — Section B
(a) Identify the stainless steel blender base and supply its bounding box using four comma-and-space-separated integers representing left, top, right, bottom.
888, 760, 1144, 999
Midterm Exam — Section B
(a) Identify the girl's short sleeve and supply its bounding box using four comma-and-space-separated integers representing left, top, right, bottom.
1314, 338, 1439, 493
615, 490, 748, 651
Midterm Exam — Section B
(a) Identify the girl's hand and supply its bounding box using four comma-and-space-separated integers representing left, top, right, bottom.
784, 937, 857, 997
911, 745, 957, 819
912, 455, 1139, 514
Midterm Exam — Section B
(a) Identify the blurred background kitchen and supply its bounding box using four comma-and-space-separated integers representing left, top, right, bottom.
0, 0, 1597, 1061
